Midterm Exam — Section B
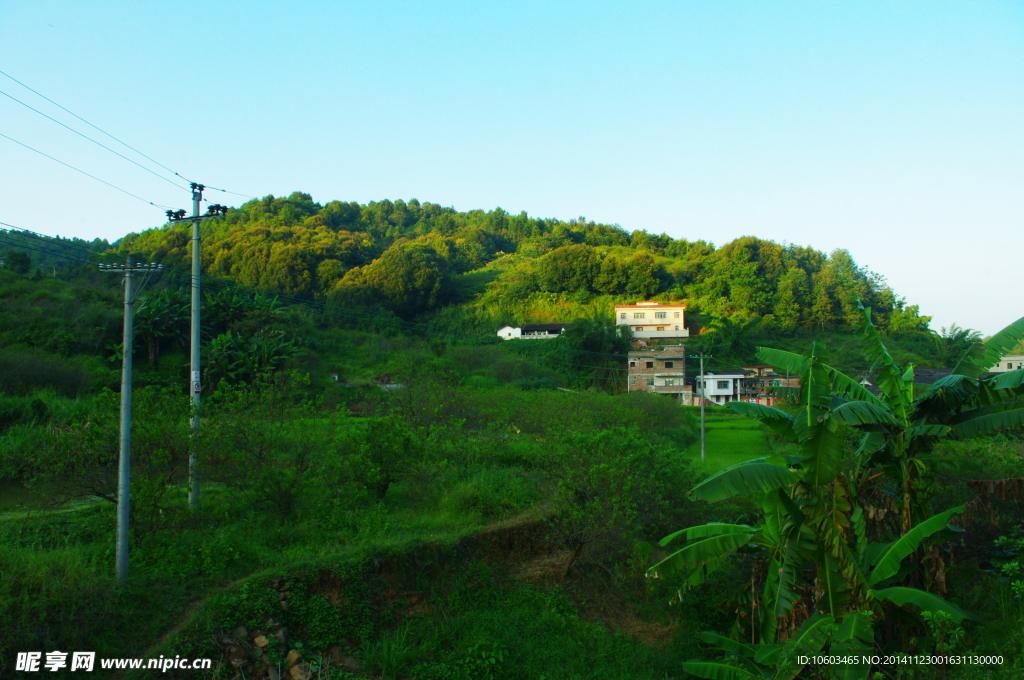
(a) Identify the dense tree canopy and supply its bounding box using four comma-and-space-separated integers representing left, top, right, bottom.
123, 192, 930, 334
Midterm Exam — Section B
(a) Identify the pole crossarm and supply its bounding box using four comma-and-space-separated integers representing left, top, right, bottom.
99, 263, 164, 272
167, 213, 224, 224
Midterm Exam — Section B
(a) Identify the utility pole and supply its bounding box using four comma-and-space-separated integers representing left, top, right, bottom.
101, 257, 162, 582
699, 353, 706, 462
167, 191, 227, 510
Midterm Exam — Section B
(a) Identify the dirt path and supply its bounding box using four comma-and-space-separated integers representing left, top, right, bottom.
113, 576, 248, 680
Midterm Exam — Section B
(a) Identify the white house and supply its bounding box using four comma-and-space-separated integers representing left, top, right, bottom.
614, 301, 688, 340
496, 323, 571, 340
497, 325, 521, 340
694, 373, 746, 405
989, 355, 1024, 373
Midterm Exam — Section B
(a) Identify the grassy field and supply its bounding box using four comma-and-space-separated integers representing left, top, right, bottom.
677, 406, 776, 475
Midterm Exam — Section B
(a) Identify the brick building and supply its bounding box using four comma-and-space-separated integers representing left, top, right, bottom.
627, 344, 690, 400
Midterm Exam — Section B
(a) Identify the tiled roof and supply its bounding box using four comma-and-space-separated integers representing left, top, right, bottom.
521, 323, 571, 332
614, 304, 685, 309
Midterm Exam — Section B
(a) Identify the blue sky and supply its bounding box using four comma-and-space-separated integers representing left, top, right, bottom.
1, 1, 1021, 334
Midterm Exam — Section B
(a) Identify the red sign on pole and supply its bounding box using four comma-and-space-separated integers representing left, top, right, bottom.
193, 381, 201, 395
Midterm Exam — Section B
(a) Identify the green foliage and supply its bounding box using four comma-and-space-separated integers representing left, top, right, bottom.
115, 193, 935, 338
546, 427, 675, 575
651, 304, 1024, 677
3, 249, 32, 275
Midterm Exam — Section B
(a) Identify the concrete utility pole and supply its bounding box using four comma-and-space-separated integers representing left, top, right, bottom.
167, 190, 227, 511
700, 353, 706, 462
101, 257, 162, 582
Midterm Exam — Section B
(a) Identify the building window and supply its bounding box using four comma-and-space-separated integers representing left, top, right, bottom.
665, 379, 674, 386
646, 378, 654, 386
655, 312, 667, 319
717, 380, 729, 389
620, 313, 626, 319
636, 327, 643, 331
760, 381, 765, 388
646, 361, 654, 368
674, 325, 679, 330
634, 313, 645, 319
674, 312, 680, 318
1009, 363, 1014, 369
664, 361, 674, 368
629, 361, 635, 367
656, 326, 664, 331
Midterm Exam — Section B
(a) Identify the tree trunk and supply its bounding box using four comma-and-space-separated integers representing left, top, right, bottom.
564, 542, 586, 576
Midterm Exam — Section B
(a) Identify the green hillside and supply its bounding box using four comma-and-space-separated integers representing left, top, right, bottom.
115, 192, 928, 334
2, 204, 1023, 679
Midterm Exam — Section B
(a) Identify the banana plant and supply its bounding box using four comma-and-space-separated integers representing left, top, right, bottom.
648, 302, 1024, 679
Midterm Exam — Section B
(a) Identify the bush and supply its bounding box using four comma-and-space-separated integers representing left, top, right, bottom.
0, 351, 90, 396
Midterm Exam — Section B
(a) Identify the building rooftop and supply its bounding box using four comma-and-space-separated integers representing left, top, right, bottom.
521, 322, 571, 332
614, 303, 686, 309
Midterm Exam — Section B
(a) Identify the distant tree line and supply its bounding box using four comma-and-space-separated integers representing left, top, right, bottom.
119, 192, 929, 334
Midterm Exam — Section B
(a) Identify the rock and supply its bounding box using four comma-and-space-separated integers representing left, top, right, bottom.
228, 645, 249, 668
233, 625, 249, 642
279, 591, 290, 601
288, 663, 311, 680
285, 650, 302, 667
343, 656, 362, 672
280, 600, 290, 613
275, 628, 289, 645
328, 646, 342, 666
268, 667, 282, 680
254, 635, 270, 648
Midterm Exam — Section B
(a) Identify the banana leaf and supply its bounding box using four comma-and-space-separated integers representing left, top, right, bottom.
872, 586, 977, 623
648, 531, 756, 580
753, 644, 782, 665
827, 367, 887, 409
729, 402, 797, 440
868, 505, 964, 586
991, 368, 1024, 391
829, 612, 874, 680
755, 347, 808, 376
689, 460, 800, 503
830, 400, 900, 428
786, 613, 834, 654
680, 661, 764, 680
952, 315, 1024, 379
775, 524, 817, 617
695, 632, 758, 659
800, 417, 841, 487
817, 549, 850, 616
659, 523, 756, 547
951, 407, 1024, 440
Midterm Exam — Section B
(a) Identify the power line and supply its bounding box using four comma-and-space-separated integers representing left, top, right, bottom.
0, 70, 260, 205
0, 133, 173, 209
0, 88, 189, 192
177, 178, 258, 200
0, 69, 181, 178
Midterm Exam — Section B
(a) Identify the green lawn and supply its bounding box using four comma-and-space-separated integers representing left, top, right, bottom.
678, 406, 774, 475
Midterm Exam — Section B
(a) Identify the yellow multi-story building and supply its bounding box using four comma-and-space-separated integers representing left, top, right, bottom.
614, 301, 688, 340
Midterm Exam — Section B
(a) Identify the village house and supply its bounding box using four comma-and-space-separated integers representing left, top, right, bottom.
614, 301, 689, 340
496, 322, 571, 340
989, 354, 1024, 373
694, 372, 747, 405
627, 344, 691, 401
737, 365, 799, 406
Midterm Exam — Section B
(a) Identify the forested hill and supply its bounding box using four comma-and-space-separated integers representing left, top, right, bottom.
122, 191, 930, 334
